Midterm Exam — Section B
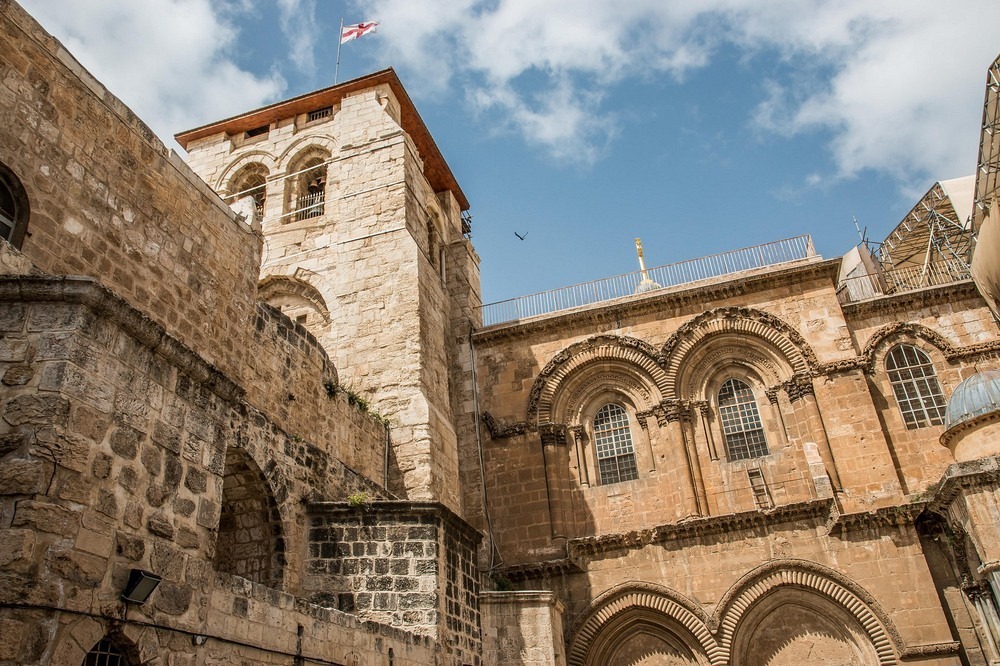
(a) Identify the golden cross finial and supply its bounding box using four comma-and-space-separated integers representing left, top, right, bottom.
635, 238, 648, 278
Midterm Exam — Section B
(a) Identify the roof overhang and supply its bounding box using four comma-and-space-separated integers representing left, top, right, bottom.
174, 68, 469, 211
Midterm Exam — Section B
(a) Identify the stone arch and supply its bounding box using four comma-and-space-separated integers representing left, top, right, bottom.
64, 619, 156, 666
258, 274, 331, 325
283, 145, 332, 221
862, 322, 957, 375
567, 582, 722, 666
660, 308, 818, 401
215, 149, 278, 191
215, 446, 288, 588
527, 335, 669, 426
715, 560, 899, 665
276, 135, 339, 169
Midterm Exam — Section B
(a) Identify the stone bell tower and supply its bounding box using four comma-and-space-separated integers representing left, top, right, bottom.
177, 69, 482, 513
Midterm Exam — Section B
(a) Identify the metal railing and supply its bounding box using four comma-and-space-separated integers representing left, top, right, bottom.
295, 192, 325, 221
480, 235, 817, 327
837, 258, 971, 305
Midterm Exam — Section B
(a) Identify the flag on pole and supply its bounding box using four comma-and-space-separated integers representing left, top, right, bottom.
341, 21, 379, 44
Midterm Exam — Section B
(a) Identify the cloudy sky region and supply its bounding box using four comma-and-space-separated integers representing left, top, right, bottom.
17, 0, 1000, 303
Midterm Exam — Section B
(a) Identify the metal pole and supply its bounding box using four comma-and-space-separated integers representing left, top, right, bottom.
335, 18, 344, 84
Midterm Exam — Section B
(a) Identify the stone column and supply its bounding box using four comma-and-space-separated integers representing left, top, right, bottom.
663, 400, 703, 517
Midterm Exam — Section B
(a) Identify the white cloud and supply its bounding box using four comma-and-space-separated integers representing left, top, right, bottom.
360, 0, 1000, 187
277, 0, 319, 73
19, 0, 285, 149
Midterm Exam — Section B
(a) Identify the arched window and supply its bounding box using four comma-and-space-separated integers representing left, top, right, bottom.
0, 163, 29, 248
231, 166, 267, 219
293, 157, 326, 220
593, 403, 639, 485
885, 344, 946, 429
82, 637, 130, 666
718, 378, 769, 461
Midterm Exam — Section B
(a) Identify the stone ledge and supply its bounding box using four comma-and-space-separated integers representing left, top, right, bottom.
308, 500, 483, 545
0, 275, 243, 402
480, 590, 565, 613
841, 280, 982, 318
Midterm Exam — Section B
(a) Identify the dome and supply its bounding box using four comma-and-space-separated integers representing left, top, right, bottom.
945, 370, 1000, 429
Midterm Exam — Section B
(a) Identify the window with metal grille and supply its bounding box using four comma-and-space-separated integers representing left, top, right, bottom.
82, 637, 130, 666
593, 403, 639, 485
718, 378, 769, 461
885, 344, 946, 429
307, 106, 333, 122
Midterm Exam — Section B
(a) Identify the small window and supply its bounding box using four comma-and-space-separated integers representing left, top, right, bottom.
293, 157, 326, 221
885, 344, 946, 428
718, 378, 769, 461
307, 106, 333, 122
0, 163, 29, 248
83, 637, 130, 666
244, 125, 269, 139
593, 403, 639, 485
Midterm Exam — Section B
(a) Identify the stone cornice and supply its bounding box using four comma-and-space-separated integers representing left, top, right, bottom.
825, 502, 924, 535
567, 499, 835, 560
841, 280, 981, 319
495, 558, 584, 583
307, 499, 483, 544
473, 258, 840, 344
939, 411, 999, 448
0, 275, 244, 402
479, 590, 566, 613
927, 456, 1000, 513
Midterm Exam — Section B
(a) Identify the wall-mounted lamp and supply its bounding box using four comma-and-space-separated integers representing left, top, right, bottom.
121, 569, 161, 604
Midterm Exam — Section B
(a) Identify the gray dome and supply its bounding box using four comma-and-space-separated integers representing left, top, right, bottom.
945, 370, 1000, 429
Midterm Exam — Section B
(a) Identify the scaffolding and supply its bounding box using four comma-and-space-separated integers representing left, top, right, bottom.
975, 54, 1000, 232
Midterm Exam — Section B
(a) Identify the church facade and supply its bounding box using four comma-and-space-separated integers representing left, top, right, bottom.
3, 1, 1000, 664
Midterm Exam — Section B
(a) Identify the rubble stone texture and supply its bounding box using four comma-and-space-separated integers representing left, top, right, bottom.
5, 0, 1000, 664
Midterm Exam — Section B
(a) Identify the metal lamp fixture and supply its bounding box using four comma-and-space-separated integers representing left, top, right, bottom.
121, 569, 161, 604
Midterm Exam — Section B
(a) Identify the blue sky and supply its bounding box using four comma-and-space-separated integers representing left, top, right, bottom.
19, 0, 1000, 304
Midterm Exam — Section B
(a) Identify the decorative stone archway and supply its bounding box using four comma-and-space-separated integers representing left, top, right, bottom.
715, 561, 899, 665
567, 583, 723, 666
527, 335, 669, 427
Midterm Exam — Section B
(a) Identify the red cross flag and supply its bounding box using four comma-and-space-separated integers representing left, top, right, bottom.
341, 21, 380, 44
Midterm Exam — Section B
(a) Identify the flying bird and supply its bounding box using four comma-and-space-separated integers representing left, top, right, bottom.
514, 231, 528, 240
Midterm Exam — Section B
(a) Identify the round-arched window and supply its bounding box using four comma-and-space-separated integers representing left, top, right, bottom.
0, 163, 29, 248
593, 403, 639, 485
885, 344, 946, 429
718, 378, 769, 461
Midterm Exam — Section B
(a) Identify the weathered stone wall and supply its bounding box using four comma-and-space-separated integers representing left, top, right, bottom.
0, 0, 261, 382
303, 501, 482, 665
0, 276, 420, 664
481, 592, 566, 666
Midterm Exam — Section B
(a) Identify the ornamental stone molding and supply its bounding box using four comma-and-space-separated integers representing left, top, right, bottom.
480, 411, 528, 440
861, 322, 956, 374
713, 559, 904, 664
565, 559, 954, 666
567, 582, 723, 666
526, 334, 668, 426
659, 307, 818, 400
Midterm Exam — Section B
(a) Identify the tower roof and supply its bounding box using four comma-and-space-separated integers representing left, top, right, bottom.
174, 68, 469, 211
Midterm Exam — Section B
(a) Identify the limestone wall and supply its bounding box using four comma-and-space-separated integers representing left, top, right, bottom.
0, 0, 261, 383
0, 276, 424, 664
481, 591, 566, 666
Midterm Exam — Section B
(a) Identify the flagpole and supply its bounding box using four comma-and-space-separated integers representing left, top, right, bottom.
335, 18, 343, 84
